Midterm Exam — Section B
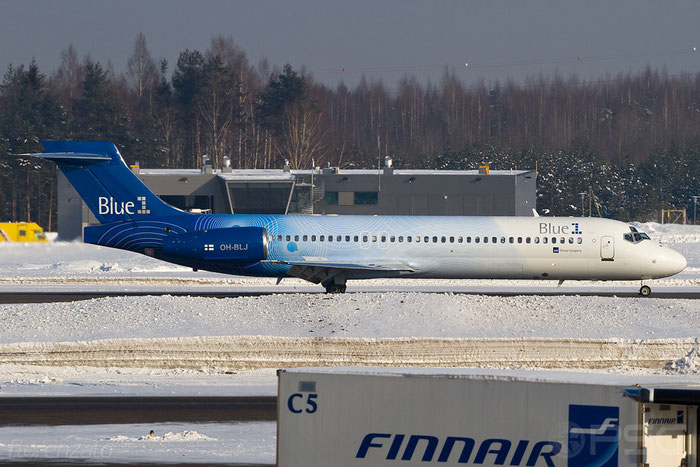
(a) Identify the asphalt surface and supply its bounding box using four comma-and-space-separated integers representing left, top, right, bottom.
0, 396, 277, 426
0, 289, 698, 303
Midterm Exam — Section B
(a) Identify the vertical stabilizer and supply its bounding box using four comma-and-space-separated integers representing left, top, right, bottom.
31, 141, 186, 224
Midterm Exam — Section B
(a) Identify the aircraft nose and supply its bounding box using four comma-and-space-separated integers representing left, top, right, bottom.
673, 250, 687, 274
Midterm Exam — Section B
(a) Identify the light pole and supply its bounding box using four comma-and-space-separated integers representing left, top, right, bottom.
578, 192, 587, 217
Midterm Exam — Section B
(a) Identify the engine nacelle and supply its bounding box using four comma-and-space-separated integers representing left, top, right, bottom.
161, 227, 268, 264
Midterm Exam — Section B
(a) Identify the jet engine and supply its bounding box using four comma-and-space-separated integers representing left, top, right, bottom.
162, 227, 268, 264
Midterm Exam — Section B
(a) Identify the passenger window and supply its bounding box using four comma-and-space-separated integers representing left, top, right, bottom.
441, 236, 446, 243
560, 237, 565, 244
517, 237, 522, 244
577, 237, 582, 244
286, 235, 291, 241
320, 235, 325, 241
336, 235, 341, 242
484, 237, 489, 243
526, 237, 531, 244
492, 237, 497, 243
543, 237, 548, 244
277, 235, 283, 241
303, 235, 308, 241
458, 236, 463, 243
362, 235, 368, 242
534, 237, 540, 244
449, 236, 454, 243
509, 237, 514, 243
312, 235, 317, 241
328, 236, 333, 242
475, 237, 480, 243
467, 237, 472, 243
501, 237, 506, 243
294, 235, 299, 241
381, 236, 387, 242
345, 235, 350, 242
354, 236, 359, 242
372, 236, 377, 242
424, 236, 429, 243
407, 236, 412, 243
398, 236, 403, 243
390, 236, 395, 242
568, 237, 573, 244
551, 237, 556, 244
415, 236, 420, 243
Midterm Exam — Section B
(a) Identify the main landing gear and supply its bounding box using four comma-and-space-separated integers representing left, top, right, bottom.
322, 278, 347, 294
639, 284, 652, 297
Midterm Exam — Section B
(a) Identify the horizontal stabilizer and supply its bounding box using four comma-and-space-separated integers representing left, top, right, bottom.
17, 152, 112, 162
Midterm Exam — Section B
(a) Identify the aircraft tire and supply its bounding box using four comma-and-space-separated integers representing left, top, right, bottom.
324, 280, 347, 294
639, 285, 651, 297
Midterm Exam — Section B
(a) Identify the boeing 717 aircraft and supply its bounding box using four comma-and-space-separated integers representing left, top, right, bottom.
26, 141, 687, 295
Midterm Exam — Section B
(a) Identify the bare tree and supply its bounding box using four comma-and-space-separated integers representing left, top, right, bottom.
127, 32, 158, 105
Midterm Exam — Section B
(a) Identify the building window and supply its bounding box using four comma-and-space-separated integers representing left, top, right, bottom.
354, 192, 378, 205
324, 192, 339, 205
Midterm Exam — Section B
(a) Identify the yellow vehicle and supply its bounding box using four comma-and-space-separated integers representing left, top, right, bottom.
0, 222, 48, 242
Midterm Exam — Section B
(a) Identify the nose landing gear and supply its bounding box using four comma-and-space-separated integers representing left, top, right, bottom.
639, 284, 651, 297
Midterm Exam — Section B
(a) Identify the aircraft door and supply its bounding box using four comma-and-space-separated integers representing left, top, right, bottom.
600, 236, 614, 260
378, 231, 389, 250
360, 231, 371, 249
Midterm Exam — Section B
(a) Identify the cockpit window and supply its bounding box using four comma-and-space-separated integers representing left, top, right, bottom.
624, 231, 651, 244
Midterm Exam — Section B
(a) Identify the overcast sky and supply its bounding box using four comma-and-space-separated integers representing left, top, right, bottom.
2, 0, 699, 89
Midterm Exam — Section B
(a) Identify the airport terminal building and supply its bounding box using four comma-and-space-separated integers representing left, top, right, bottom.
57, 159, 536, 240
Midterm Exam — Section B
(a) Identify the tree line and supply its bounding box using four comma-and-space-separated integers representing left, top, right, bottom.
1, 34, 698, 230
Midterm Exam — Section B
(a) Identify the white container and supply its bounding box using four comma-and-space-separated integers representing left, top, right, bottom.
277, 368, 699, 466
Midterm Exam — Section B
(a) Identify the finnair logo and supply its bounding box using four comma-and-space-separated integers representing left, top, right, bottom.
568, 405, 619, 467
204, 244, 214, 251
569, 418, 618, 435
98, 196, 149, 215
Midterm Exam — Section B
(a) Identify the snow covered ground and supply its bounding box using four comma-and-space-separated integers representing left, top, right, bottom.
0, 421, 276, 464
0, 222, 698, 463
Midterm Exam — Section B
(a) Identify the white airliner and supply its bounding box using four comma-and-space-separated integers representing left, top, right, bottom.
27, 141, 687, 295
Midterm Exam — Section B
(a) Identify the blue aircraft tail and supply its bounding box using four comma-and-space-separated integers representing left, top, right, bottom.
32, 141, 186, 224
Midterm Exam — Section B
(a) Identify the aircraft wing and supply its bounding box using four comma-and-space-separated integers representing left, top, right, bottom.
265, 259, 414, 284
